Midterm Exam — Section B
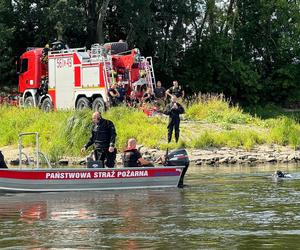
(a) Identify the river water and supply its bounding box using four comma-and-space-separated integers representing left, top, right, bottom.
1, 164, 300, 249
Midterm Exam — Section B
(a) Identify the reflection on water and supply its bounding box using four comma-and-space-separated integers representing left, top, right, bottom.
1, 164, 300, 249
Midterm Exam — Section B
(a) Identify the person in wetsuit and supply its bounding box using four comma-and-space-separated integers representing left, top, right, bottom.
123, 138, 151, 167
164, 96, 185, 143
81, 112, 117, 168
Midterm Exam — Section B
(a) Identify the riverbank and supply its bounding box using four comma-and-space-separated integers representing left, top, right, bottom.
2, 143, 300, 167
1, 95, 300, 166
133, 144, 300, 166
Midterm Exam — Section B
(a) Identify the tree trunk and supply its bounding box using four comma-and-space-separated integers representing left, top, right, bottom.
198, 9, 208, 40
85, 0, 97, 47
96, 0, 111, 44
223, 0, 235, 35
207, 0, 216, 35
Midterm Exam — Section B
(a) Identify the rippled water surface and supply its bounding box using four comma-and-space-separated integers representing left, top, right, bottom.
1, 165, 300, 249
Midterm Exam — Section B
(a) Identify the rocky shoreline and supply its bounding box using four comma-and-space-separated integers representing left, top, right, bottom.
139, 145, 300, 166
2, 144, 300, 167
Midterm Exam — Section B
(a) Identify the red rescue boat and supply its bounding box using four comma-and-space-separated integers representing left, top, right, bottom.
0, 133, 189, 192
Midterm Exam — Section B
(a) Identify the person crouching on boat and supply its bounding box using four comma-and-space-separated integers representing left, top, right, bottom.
81, 112, 117, 168
0, 151, 8, 168
123, 138, 152, 167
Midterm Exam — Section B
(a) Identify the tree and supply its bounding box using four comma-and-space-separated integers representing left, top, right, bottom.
0, 0, 17, 88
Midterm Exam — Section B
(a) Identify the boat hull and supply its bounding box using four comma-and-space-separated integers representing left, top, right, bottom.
0, 166, 187, 192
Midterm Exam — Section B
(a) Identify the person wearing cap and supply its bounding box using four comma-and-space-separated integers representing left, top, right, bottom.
81, 112, 117, 168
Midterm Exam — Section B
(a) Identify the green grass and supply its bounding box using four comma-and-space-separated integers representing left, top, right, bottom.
189, 129, 266, 150
184, 94, 300, 150
0, 106, 166, 161
267, 117, 300, 148
1, 95, 300, 160
185, 94, 259, 125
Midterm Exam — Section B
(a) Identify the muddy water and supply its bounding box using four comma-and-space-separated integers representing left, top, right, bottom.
0, 164, 300, 249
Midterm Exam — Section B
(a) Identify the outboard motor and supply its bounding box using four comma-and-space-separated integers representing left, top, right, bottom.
165, 149, 189, 188
0, 151, 8, 169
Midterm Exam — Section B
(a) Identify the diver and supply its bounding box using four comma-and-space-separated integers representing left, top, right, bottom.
272, 170, 292, 179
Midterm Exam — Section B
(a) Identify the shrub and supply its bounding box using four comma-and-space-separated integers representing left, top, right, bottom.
185, 93, 255, 124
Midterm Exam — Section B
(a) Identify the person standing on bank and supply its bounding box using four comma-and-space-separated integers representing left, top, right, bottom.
154, 81, 166, 100
81, 111, 117, 168
164, 96, 185, 143
166, 80, 185, 99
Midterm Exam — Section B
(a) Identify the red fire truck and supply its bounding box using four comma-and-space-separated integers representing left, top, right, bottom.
16, 41, 155, 111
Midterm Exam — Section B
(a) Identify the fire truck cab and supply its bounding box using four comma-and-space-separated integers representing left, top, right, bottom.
17, 41, 155, 111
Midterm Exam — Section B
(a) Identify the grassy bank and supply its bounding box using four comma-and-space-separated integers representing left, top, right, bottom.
183, 94, 300, 150
1, 96, 300, 161
0, 106, 166, 161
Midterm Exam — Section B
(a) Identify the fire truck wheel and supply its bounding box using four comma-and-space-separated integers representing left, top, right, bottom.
24, 96, 34, 107
41, 98, 53, 112
76, 97, 91, 110
92, 97, 105, 112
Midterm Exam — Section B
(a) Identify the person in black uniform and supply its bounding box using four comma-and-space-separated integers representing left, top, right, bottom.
81, 112, 117, 168
123, 138, 151, 167
108, 84, 120, 107
166, 80, 185, 99
0, 151, 8, 168
164, 96, 185, 143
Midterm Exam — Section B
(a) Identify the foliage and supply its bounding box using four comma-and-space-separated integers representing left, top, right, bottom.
0, 106, 166, 161
0, 0, 300, 105
267, 117, 300, 148
185, 94, 257, 124
190, 129, 266, 150
2, 101, 300, 159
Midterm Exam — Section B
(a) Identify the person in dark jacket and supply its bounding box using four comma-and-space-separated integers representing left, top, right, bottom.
0, 151, 8, 168
164, 96, 185, 143
108, 84, 120, 107
166, 80, 185, 99
81, 112, 117, 168
123, 138, 151, 167
154, 81, 166, 100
